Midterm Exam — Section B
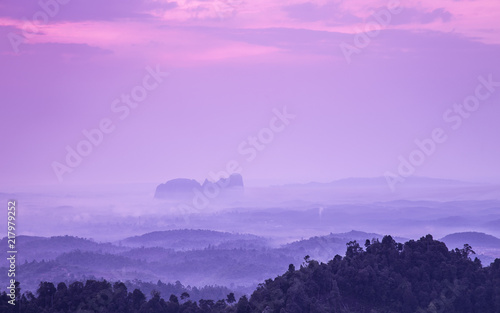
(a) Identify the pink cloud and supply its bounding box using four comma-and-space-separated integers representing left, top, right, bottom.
2, 0, 499, 63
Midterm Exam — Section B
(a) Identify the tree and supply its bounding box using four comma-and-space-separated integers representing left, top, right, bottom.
461, 244, 476, 259
169, 294, 179, 304
130, 288, 146, 310
346, 240, 363, 258
236, 295, 251, 313
181, 292, 190, 301
226, 292, 236, 304
37, 282, 56, 308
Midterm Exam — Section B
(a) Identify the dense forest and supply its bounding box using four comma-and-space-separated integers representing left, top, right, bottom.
2, 235, 500, 312
5, 229, 498, 295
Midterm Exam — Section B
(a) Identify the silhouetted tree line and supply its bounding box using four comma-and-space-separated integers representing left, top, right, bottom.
2, 235, 500, 312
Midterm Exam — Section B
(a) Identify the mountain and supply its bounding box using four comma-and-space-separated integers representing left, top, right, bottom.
483, 218, 500, 231
4, 229, 409, 292
154, 174, 244, 199
0, 235, 125, 263
202, 174, 244, 189
328, 230, 408, 243
118, 229, 266, 250
282, 230, 408, 262
153, 178, 201, 199
440, 232, 500, 249
5, 229, 500, 295
285, 176, 474, 188
440, 232, 500, 265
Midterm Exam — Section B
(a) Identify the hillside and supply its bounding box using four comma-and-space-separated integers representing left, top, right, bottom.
3, 229, 500, 295
440, 232, 500, 248
119, 229, 266, 250
440, 232, 500, 264
248, 235, 500, 313
0, 235, 126, 262
2, 235, 499, 312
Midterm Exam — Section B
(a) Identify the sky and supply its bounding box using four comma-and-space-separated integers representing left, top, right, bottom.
0, 0, 500, 187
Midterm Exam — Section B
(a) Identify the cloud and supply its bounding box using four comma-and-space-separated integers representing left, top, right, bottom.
282, 2, 362, 24
194, 26, 347, 58
21, 42, 113, 57
391, 7, 452, 25
281, 2, 451, 27
0, 0, 178, 22
184, 24, 500, 68
1, 25, 112, 70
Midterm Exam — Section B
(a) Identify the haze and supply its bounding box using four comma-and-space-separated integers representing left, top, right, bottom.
1, 0, 500, 187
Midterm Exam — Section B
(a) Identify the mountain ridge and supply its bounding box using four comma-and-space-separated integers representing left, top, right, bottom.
154, 173, 244, 199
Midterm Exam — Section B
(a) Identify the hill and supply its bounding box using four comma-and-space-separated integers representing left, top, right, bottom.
3, 235, 500, 313
4, 229, 500, 296
118, 229, 267, 250
0, 235, 125, 263
249, 235, 500, 313
440, 232, 500, 248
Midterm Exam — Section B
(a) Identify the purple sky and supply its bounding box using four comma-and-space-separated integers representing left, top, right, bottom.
1, 0, 499, 187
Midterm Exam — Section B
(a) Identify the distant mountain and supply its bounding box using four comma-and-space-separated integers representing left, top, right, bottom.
6, 229, 410, 292
154, 178, 201, 199
5, 230, 285, 291
154, 174, 244, 199
330, 230, 409, 243
4, 228, 500, 296
440, 232, 500, 265
282, 230, 408, 262
483, 218, 500, 231
286, 176, 474, 188
440, 232, 500, 249
0, 235, 125, 262
203, 174, 244, 189
119, 229, 266, 250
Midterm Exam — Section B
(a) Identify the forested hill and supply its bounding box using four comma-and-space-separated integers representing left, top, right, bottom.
2, 235, 500, 313
250, 235, 500, 313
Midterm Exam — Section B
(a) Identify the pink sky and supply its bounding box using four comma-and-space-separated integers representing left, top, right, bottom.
1, 0, 500, 187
